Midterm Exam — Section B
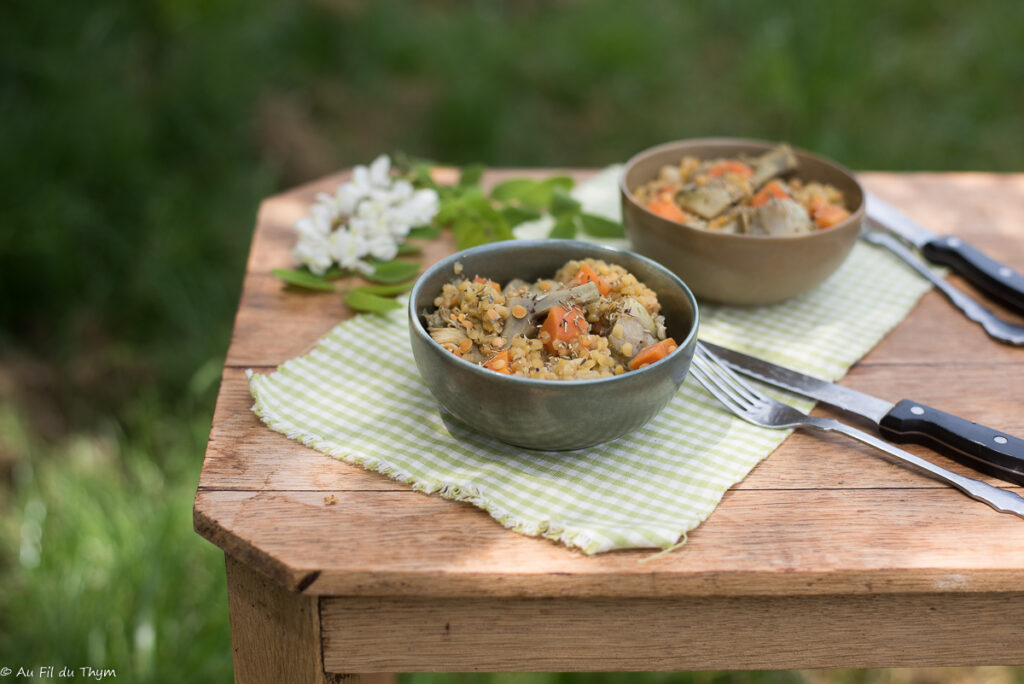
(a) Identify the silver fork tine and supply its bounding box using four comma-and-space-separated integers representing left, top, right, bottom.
694, 345, 763, 405
691, 355, 751, 411
689, 360, 747, 413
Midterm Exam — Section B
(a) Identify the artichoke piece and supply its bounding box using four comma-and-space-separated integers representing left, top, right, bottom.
676, 178, 739, 219
502, 278, 530, 295
751, 197, 814, 236
429, 327, 467, 346
608, 314, 656, 360
501, 296, 539, 344
609, 297, 661, 360
619, 297, 657, 334
750, 144, 799, 187
532, 281, 601, 315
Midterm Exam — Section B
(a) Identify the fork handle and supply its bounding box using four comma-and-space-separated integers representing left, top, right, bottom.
822, 418, 1024, 518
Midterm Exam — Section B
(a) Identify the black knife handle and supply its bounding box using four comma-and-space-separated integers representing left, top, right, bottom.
878, 399, 1024, 486
922, 236, 1024, 315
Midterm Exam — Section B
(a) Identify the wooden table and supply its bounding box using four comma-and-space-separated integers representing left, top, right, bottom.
194, 170, 1024, 683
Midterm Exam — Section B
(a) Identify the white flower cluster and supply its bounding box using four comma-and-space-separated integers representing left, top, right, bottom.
291, 155, 440, 276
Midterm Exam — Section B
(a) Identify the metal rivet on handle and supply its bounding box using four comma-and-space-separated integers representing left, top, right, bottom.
910, 406, 925, 415
994, 436, 1009, 445
947, 237, 962, 247
999, 266, 1013, 278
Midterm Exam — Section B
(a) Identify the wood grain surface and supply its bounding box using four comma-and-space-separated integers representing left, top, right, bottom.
225, 555, 395, 684
320, 593, 1024, 671
196, 171, 1024, 605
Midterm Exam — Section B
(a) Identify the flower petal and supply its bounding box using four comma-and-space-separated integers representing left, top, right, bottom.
369, 154, 391, 187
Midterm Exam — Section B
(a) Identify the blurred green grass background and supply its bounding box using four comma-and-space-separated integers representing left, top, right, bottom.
1, 1, 1022, 681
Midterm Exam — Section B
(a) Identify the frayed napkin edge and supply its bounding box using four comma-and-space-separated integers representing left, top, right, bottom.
245, 368, 696, 556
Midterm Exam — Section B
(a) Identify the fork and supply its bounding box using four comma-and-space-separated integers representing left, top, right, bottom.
691, 343, 1024, 518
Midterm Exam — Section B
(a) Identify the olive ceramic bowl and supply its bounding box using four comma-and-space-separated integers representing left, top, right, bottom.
408, 240, 699, 451
620, 138, 865, 306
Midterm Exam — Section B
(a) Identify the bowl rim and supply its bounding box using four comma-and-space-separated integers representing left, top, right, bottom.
619, 136, 866, 243
408, 238, 700, 387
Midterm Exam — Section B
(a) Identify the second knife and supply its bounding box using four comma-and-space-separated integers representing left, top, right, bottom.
866, 193, 1024, 315
701, 340, 1024, 486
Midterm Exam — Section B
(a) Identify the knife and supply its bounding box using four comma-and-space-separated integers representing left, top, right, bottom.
866, 193, 1024, 315
861, 230, 1024, 346
700, 340, 1024, 486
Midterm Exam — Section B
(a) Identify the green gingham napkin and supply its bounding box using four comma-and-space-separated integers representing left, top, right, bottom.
248, 167, 932, 554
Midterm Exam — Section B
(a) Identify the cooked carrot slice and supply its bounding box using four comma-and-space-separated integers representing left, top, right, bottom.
750, 180, 790, 207
473, 276, 501, 292
645, 199, 691, 224
571, 263, 611, 295
708, 160, 753, 178
628, 337, 678, 370
812, 204, 851, 229
482, 348, 512, 373
540, 305, 589, 356
807, 194, 829, 214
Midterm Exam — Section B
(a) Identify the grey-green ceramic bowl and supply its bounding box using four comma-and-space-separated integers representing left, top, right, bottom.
408, 239, 699, 451
620, 138, 865, 306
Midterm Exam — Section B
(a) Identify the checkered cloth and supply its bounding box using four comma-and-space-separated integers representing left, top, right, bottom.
248, 167, 931, 554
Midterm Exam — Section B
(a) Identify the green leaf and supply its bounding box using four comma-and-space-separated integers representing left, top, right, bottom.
453, 219, 489, 250
460, 190, 487, 209
408, 224, 441, 240
459, 163, 485, 187
437, 184, 461, 201
322, 266, 350, 280
579, 212, 626, 238
499, 205, 542, 227
490, 176, 574, 209
409, 163, 439, 190
548, 215, 578, 239
549, 188, 582, 217
518, 182, 555, 209
435, 197, 463, 225
463, 193, 503, 223
345, 289, 405, 313
271, 268, 335, 291
541, 175, 575, 193
490, 178, 537, 202
393, 151, 438, 175
458, 185, 486, 202
351, 280, 418, 296
365, 260, 422, 284
454, 216, 511, 250
396, 242, 422, 256
490, 219, 515, 242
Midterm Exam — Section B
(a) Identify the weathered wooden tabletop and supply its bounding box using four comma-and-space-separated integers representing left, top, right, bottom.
195, 170, 1024, 675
